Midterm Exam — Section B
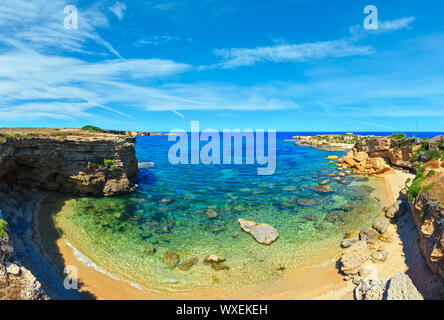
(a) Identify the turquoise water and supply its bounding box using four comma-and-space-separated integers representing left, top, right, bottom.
55, 133, 381, 291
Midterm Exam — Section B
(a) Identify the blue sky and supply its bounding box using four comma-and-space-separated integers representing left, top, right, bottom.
1, 0, 444, 132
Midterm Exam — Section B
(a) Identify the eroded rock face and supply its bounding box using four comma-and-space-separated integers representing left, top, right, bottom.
341, 241, 371, 275
386, 273, 423, 300
0, 136, 138, 196
238, 219, 279, 245
411, 193, 444, 279
354, 277, 387, 300
338, 137, 420, 175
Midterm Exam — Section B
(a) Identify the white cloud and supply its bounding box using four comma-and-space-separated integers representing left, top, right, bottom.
209, 39, 374, 69
110, 1, 127, 20
350, 17, 415, 35
0, 0, 122, 58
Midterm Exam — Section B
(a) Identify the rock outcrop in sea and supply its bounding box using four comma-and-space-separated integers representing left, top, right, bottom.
238, 219, 279, 245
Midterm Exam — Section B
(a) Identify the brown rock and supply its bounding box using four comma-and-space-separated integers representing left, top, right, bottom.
341, 241, 371, 275
163, 251, 180, 269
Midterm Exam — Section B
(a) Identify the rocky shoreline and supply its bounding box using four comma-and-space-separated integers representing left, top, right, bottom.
294, 133, 444, 299
1, 130, 443, 300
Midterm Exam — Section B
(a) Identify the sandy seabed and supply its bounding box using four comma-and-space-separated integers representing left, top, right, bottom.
33, 169, 441, 300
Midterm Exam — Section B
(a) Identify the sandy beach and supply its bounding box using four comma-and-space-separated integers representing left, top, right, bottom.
31, 166, 439, 300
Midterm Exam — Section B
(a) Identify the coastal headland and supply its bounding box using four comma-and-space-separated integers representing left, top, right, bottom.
0, 129, 443, 300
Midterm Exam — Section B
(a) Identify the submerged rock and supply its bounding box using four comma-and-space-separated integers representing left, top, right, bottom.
311, 185, 331, 193
211, 263, 230, 271
297, 199, 316, 207
178, 257, 199, 271
143, 247, 156, 255
204, 255, 225, 264
158, 198, 173, 205
238, 219, 279, 245
205, 208, 218, 219
163, 251, 180, 269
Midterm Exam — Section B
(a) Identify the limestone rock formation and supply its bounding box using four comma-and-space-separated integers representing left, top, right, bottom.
386, 200, 408, 219
341, 241, 371, 275
386, 272, 424, 300
0, 135, 138, 196
411, 193, 444, 279
354, 277, 387, 300
238, 219, 279, 245
354, 273, 423, 300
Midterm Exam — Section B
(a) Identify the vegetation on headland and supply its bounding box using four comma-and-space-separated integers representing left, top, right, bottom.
390, 133, 409, 140
81, 125, 102, 132
0, 219, 8, 239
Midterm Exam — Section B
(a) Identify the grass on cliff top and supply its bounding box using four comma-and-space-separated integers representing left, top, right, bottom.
408, 160, 444, 203
0, 128, 129, 141
0, 219, 8, 239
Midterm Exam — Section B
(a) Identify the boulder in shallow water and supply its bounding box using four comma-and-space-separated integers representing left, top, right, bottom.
163, 251, 180, 269
311, 185, 331, 193
205, 208, 218, 219
143, 247, 156, 255
204, 255, 225, 264
297, 199, 316, 207
327, 155, 339, 160
238, 219, 279, 245
211, 263, 230, 271
178, 257, 199, 271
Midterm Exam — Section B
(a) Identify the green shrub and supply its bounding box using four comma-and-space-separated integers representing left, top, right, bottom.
104, 159, 114, 164
0, 219, 8, 239
408, 181, 422, 201
390, 133, 408, 139
110, 164, 119, 170
81, 125, 101, 132
419, 210, 426, 220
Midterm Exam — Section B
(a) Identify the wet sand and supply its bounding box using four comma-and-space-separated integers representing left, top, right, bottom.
34, 169, 432, 300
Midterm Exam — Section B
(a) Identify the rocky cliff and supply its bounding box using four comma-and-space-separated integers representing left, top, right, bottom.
338, 137, 422, 175
408, 160, 444, 279
0, 133, 138, 196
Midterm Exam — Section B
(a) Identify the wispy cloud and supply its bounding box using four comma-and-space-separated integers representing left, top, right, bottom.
350, 17, 415, 35
0, 0, 122, 58
208, 39, 374, 69
110, 1, 127, 20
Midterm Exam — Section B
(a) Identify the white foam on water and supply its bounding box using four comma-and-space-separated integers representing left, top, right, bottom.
63, 238, 145, 291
